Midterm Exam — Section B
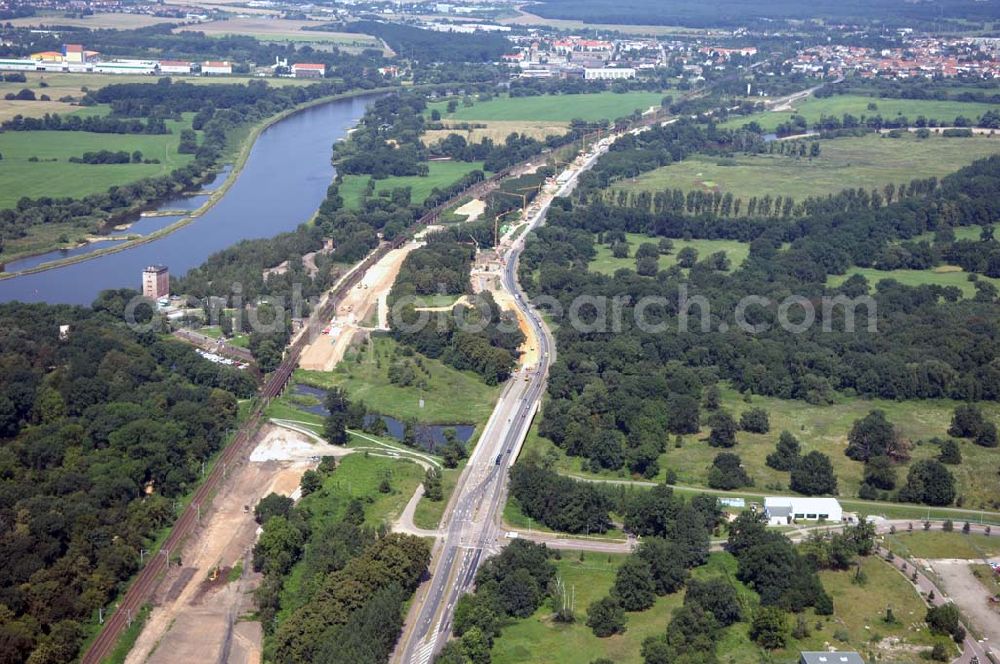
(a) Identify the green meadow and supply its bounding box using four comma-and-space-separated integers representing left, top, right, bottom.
427, 91, 667, 123
612, 133, 1000, 202
338, 160, 487, 209
721, 94, 1000, 132
827, 265, 1000, 298
294, 336, 500, 426
523, 384, 1000, 509
0, 117, 195, 207
589, 232, 750, 275
491, 551, 943, 664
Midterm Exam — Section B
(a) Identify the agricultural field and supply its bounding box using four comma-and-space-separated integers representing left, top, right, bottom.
422, 120, 571, 147
589, 232, 750, 275
827, 265, 1000, 298
0, 72, 315, 121
721, 93, 1000, 132
491, 551, 941, 664
497, 7, 708, 36
611, 133, 1000, 203
426, 91, 668, 123
179, 18, 381, 47
0, 117, 196, 207
524, 384, 1000, 509
7, 12, 175, 30
293, 336, 501, 426
338, 160, 488, 209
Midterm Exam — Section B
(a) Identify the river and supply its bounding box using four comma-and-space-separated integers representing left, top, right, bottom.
0, 93, 379, 305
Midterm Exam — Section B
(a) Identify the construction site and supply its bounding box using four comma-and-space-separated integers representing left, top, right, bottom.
124, 425, 349, 664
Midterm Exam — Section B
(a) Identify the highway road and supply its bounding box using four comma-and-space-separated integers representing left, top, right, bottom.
395, 136, 616, 664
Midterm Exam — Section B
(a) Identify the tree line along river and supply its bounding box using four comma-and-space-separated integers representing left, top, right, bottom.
0, 93, 379, 305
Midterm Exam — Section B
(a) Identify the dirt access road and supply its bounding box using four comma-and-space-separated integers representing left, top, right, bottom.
928, 558, 1000, 648
299, 239, 422, 371
125, 425, 348, 664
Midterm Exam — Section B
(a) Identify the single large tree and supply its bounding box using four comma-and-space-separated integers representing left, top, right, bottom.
899, 459, 956, 506
612, 556, 656, 611
766, 431, 801, 471
586, 597, 626, 637
324, 387, 351, 444
790, 451, 838, 496
846, 410, 906, 461
707, 410, 738, 448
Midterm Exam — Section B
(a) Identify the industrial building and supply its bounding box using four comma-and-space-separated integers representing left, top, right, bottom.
93, 60, 158, 75
291, 62, 325, 78
584, 67, 636, 80
764, 497, 843, 526
201, 61, 233, 75
142, 265, 170, 300
160, 60, 193, 74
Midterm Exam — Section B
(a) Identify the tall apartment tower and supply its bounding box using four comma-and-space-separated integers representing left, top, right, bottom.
142, 265, 169, 299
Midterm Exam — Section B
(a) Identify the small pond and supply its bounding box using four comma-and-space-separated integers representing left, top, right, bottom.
290, 384, 475, 453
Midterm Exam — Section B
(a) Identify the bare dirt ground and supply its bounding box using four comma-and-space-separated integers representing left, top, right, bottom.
299, 240, 421, 371
453, 198, 486, 221
423, 121, 569, 147
125, 425, 340, 664
929, 558, 1000, 640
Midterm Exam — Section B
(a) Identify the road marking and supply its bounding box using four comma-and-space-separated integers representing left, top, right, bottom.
414, 635, 438, 664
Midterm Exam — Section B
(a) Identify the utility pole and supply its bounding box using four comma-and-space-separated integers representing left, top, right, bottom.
98, 607, 104, 624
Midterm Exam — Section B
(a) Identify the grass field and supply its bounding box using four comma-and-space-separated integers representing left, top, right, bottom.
589, 232, 750, 275
828, 265, 1000, 298
276, 453, 424, 619
0, 117, 195, 208
427, 91, 668, 123
491, 551, 942, 664
413, 464, 461, 530
722, 94, 1000, 132
294, 336, 500, 426
884, 531, 1000, 559
180, 18, 381, 47
338, 160, 487, 209
611, 133, 1000, 202
524, 384, 1000, 509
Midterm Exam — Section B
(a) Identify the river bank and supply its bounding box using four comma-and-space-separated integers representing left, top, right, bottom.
0, 86, 396, 280
0, 92, 382, 304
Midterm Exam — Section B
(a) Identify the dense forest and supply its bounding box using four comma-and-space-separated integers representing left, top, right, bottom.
251, 467, 430, 664
340, 21, 511, 63
388, 235, 524, 384
516, 154, 1000, 502
529, 0, 998, 28
0, 300, 253, 663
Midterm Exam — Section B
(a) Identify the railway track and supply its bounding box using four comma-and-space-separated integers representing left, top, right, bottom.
80, 108, 671, 664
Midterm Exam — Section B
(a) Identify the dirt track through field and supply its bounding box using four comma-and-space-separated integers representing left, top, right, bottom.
125, 426, 346, 664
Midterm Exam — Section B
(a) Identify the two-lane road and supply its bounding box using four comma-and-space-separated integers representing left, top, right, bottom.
396, 137, 613, 664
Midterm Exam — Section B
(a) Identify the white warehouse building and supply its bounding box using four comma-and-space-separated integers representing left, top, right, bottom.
764, 497, 843, 526
584, 67, 636, 80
